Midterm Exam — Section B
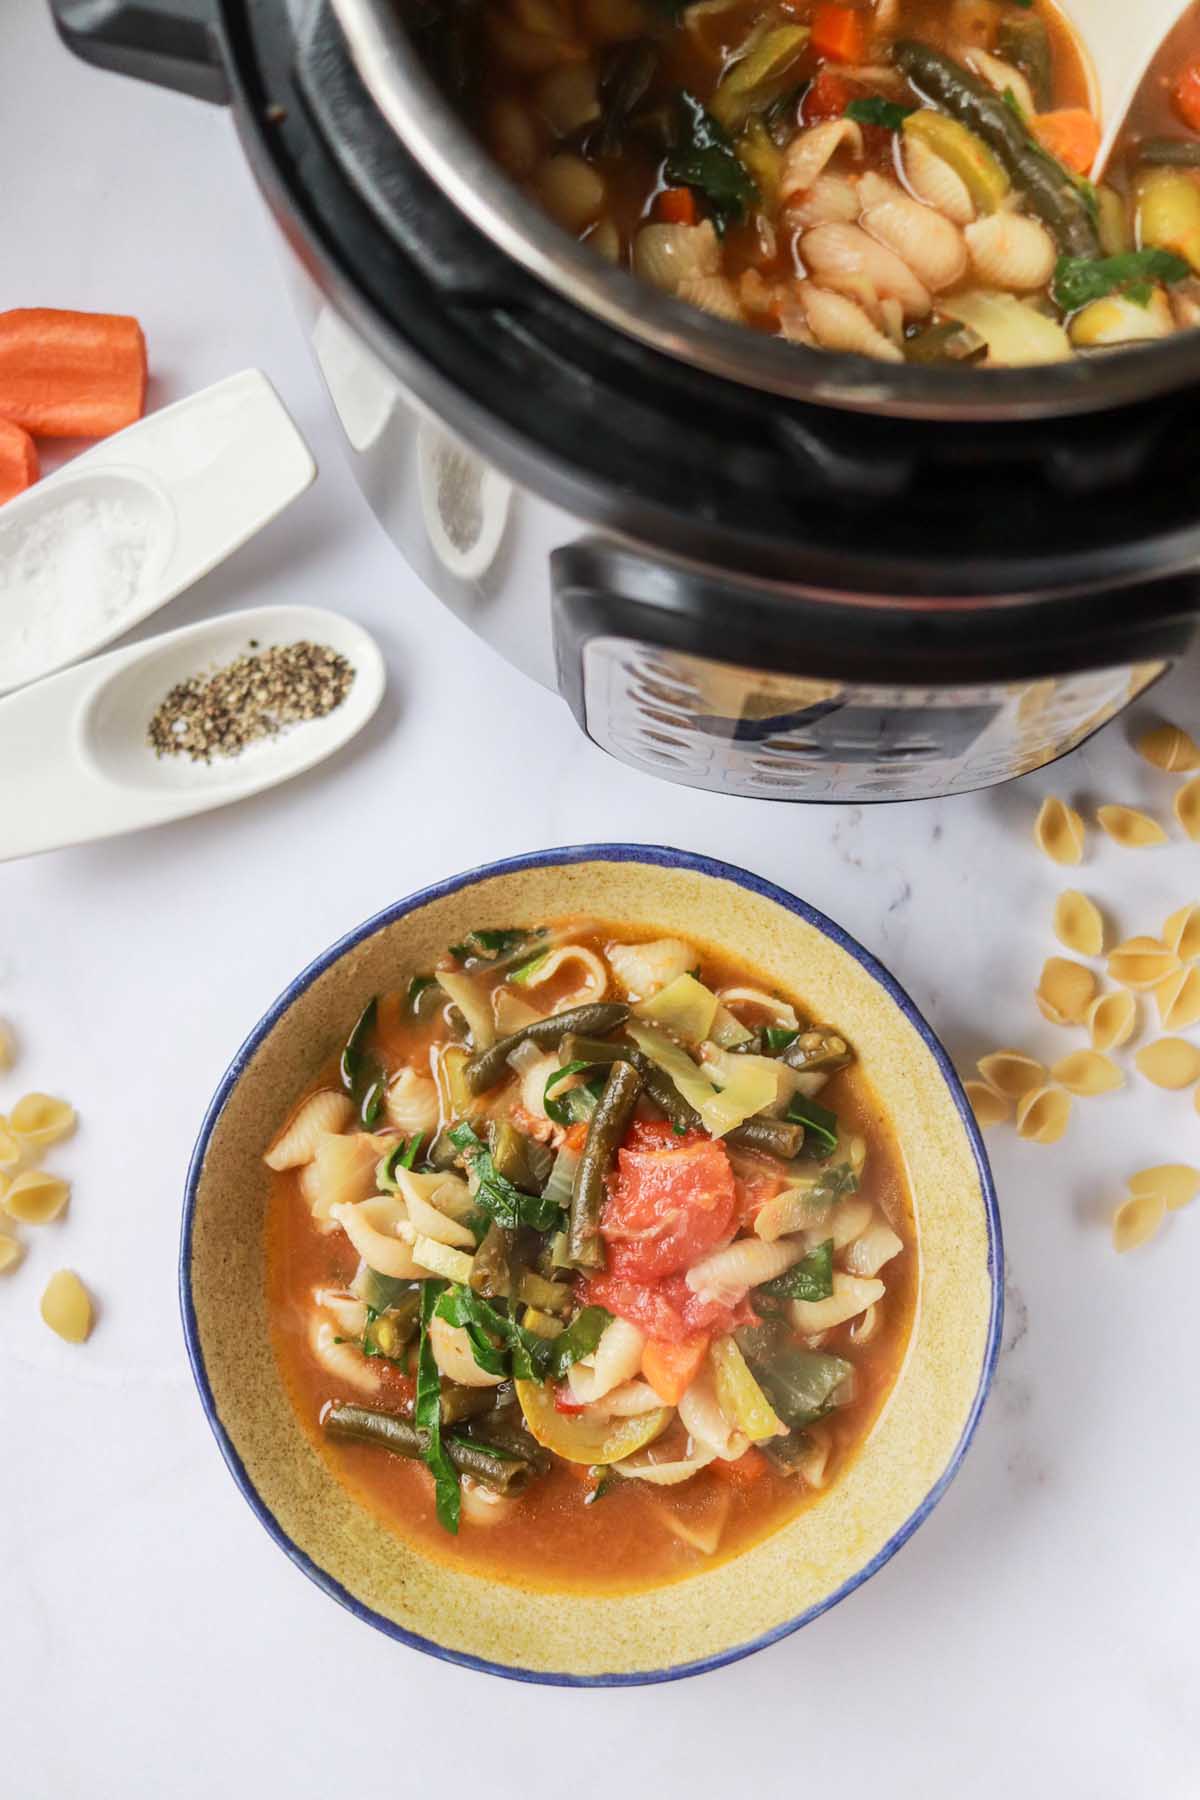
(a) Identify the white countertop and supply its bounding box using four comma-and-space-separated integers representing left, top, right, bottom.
3, 5, 1198, 1794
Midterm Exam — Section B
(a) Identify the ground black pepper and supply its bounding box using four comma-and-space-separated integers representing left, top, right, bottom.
146, 640, 355, 763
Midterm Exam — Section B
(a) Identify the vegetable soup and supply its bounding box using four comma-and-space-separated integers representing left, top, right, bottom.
265, 920, 917, 1592
406, 0, 1200, 364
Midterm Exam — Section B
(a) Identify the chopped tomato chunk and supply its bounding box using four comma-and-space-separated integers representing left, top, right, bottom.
602, 1136, 737, 1280
585, 1273, 739, 1344
803, 69, 857, 121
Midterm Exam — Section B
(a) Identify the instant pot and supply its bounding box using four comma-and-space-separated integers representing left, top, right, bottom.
52, 0, 1200, 800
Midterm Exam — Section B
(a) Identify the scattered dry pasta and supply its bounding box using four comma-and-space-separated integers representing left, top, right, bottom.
1136, 722, 1200, 772
964, 1080, 1010, 1128
1155, 965, 1200, 1031
0, 1231, 21, 1273
1035, 957, 1097, 1026
0, 1022, 14, 1070
1111, 1192, 1165, 1253
1107, 937, 1180, 990
1053, 890, 1105, 957
1, 1170, 69, 1224
1128, 1165, 1199, 1212
40, 1269, 93, 1342
1086, 989, 1138, 1051
0, 1121, 21, 1171
9, 1092, 76, 1150
1163, 904, 1200, 962
1172, 777, 1200, 841
1016, 1085, 1072, 1144
1134, 1038, 1200, 1090
1033, 795, 1085, 865
1096, 804, 1168, 849
1050, 1050, 1122, 1096
976, 1049, 1046, 1099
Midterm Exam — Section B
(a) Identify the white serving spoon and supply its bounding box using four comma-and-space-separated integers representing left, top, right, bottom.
0, 604, 385, 861
1058, 0, 1192, 175
0, 368, 316, 697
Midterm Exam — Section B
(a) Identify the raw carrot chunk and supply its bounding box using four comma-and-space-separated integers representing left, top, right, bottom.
0, 416, 38, 504
0, 309, 147, 439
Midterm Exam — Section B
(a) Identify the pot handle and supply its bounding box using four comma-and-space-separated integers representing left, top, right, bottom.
48, 0, 229, 103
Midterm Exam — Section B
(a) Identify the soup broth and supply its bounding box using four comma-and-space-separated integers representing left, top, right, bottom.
265, 918, 917, 1593
405, 0, 1200, 363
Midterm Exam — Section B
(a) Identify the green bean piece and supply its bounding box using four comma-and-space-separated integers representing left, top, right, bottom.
488, 1120, 539, 1190
560, 1035, 710, 1134
1137, 137, 1200, 170
893, 41, 1099, 257
727, 1117, 806, 1158
323, 1402, 532, 1492
440, 1381, 513, 1426
997, 12, 1052, 112
464, 1002, 630, 1094
780, 1028, 853, 1074
471, 1221, 515, 1299
568, 1059, 642, 1268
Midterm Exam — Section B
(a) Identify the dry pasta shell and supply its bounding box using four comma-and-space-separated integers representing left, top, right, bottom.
1086, 989, 1138, 1052
1035, 957, 1097, 1025
1106, 937, 1180, 991
1154, 965, 1200, 1031
976, 1049, 1046, 1100
1134, 1037, 1200, 1090
0, 1120, 22, 1171
40, 1269, 93, 1343
1033, 795, 1085, 865
1, 1169, 70, 1225
1163, 903, 1200, 962
9, 1091, 76, 1149
1049, 1050, 1123, 1096
1052, 890, 1105, 958
0, 1231, 22, 1273
1096, 804, 1168, 849
1175, 777, 1200, 842
1015, 1085, 1072, 1144
1111, 1192, 1165, 1254
1128, 1164, 1199, 1212
1136, 722, 1200, 772
964, 1079, 1010, 1128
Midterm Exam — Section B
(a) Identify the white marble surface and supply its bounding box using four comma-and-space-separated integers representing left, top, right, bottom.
3, 4, 1199, 1794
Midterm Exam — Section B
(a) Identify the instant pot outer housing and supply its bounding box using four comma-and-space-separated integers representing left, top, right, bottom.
52, 0, 1200, 800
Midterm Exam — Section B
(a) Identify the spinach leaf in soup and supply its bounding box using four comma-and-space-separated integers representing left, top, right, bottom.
665, 93, 759, 234
757, 1238, 835, 1304
450, 1122, 564, 1234
339, 995, 387, 1126
417, 1280, 461, 1532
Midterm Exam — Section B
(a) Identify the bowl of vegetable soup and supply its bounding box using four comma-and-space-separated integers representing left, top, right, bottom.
182, 845, 1001, 1683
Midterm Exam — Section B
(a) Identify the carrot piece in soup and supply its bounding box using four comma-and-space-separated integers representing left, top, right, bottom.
1174, 60, 1200, 134
811, 5, 866, 65
0, 416, 38, 503
711, 1447, 767, 1486
656, 186, 698, 226
642, 1335, 709, 1404
1030, 108, 1100, 174
0, 309, 147, 438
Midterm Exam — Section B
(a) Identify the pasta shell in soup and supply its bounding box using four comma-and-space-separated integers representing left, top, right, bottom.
789, 1273, 884, 1334
798, 285, 903, 360
513, 944, 608, 1011
264, 1089, 355, 1171
306, 1130, 394, 1227
309, 1317, 380, 1396
677, 275, 744, 322
800, 224, 932, 320
858, 175, 968, 291
903, 133, 975, 225
330, 1195, 425, 1278
677, 1368, 750, 1462
460, 1476, 518, 1527
566, 1317, 646, 1404
779, 119, 864, 202
785, 172, 860, 228
607, 938, 694, 1001
429, 1313, 507, 1387
632, 221, 720, 295
384, 1068, 440, 1138
963, 214, 1056, 292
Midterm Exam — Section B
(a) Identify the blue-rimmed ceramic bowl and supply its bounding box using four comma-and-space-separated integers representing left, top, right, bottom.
181, 844, 1001, 1684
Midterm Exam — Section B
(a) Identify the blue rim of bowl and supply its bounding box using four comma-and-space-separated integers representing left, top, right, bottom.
180, 842, 1003, 1686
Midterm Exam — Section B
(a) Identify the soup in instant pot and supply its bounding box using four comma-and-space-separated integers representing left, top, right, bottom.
265, 919, 916, 1592
406, 0, 1200, 364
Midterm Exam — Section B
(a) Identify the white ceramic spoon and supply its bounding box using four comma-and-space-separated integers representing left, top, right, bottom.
1058, 0, 1192, 175
0, 368, 316, 696
0, 604, 385, 861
